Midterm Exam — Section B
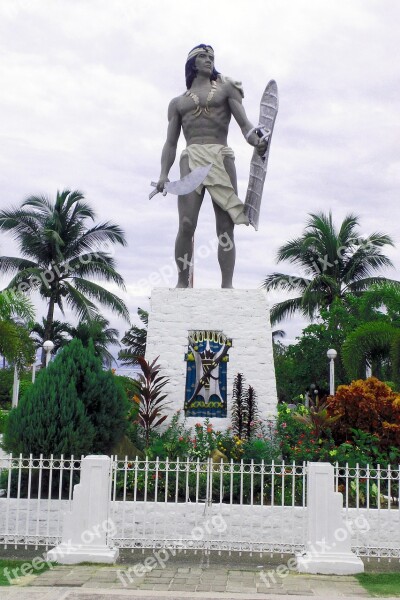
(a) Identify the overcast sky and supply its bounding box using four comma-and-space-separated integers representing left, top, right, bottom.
1, 0, 399, 350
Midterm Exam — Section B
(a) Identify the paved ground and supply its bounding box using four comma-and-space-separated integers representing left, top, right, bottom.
0, 561, 378, 599
1, 550, 399, 599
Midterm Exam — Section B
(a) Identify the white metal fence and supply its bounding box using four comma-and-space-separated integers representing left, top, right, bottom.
109, 458, 307, 553
334, 463, 400, 559
334, 463, 400, 510
0, 454, 81, 548
1, 455, 399, 557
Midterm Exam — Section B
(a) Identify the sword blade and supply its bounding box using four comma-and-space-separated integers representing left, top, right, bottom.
165, 163, 212, 195
149, 164, 212, 200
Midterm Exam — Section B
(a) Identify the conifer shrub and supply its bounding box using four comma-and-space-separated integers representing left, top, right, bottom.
3, 339, 129, 457
327, 377, 400, 449
0, 408, 8, 433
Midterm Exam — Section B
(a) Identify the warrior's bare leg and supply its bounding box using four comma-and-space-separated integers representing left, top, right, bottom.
175, 154, 204, 287
212, 155, 237, 288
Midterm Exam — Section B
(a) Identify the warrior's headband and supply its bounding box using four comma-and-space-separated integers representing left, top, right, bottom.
187, 45, 214, 62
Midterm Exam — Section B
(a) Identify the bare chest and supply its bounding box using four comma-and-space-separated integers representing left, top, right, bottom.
178, 82, 229, 119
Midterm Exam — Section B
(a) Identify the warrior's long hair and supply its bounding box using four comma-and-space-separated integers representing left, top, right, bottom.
185, 44, 220, 90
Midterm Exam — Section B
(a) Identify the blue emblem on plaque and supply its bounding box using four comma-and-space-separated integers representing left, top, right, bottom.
184, 330, 232, 418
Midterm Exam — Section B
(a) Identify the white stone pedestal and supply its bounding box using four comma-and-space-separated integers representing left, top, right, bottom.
296, 463, 364, 575
47, 456, 118, 565
145, 288, 278, 430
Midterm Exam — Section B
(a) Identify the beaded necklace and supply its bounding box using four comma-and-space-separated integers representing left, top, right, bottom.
185, 81, 218, 117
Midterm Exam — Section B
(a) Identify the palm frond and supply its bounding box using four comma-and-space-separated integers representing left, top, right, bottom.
346, 276, 400, 294
72, 278, 130, 322
0, 256, 38, 276
269, 296, 304, 325
262, 272, 311, 293
343, 322, 397, 379
0, 289, 35, 321
62, 281, 99, 321
62, 255, 125, 287
69, 222, 127, 251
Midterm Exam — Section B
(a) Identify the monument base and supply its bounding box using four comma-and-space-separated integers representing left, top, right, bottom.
145, 288, 278, 429
47, 544, 119, 565
296, 552, 364, 575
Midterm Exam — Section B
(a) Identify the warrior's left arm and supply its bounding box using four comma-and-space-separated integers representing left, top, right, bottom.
227, 83, 267, 156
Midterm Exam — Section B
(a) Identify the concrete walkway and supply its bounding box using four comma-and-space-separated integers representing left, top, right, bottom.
0, 562, 380, 599
1, 550, 399, 599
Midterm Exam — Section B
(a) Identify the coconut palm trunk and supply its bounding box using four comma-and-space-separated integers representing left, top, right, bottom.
41, 295, 56, 367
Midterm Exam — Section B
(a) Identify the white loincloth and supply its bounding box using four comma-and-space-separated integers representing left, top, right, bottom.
181, 144, 249, 226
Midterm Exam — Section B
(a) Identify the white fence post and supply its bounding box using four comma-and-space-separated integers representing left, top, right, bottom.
296, 462, 364, 574
47, 455, 118, 564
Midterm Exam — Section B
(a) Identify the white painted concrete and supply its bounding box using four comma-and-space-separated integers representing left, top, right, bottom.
1, 497, 398, 555
296, 463, 364, 574
145, 288, 278, 430
46, 455, 118, 564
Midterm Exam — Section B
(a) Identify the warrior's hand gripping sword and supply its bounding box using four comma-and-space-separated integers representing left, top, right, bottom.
149, 163, 212, 200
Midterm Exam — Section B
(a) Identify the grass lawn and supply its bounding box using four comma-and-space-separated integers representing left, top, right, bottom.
356, 573, 400, 597
0, 558, 53, 586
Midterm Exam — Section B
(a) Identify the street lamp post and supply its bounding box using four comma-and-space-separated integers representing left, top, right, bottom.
12, 365, 20, 408
365, 360, 372, 378
43, 340, 55, 367
31, 350, 40, 383
327, 348, 337, 396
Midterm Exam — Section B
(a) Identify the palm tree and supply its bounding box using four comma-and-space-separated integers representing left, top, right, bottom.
0, 289, 35, 323
118, 308, 148, 366
31, 318, 72, 355
68, 315, 120, 367
0, 290, 35, 368
263, 212, 398, 324
0, 189, 129, 365
342, 283, 400, 384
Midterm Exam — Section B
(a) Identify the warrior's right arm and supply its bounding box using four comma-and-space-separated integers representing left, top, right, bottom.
157, 98, 181, 192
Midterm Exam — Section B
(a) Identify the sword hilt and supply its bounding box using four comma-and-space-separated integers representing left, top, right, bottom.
149, 181, 167, 200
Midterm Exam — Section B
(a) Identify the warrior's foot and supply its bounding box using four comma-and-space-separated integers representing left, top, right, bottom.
176, 277, 191, 288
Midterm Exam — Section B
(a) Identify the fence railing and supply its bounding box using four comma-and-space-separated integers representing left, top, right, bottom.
110, 457, 307, 507
0, 454, 82, 548
334, 463, 400, 510
109, 458, 308, 552
1, 455, 400, 556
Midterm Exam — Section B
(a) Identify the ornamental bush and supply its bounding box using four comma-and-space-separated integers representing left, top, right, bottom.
0, 408, 8, 434
3, 339, 129, 457
276, 403, 334, 462
0, 368, 32, 409
327, 377, 400, 449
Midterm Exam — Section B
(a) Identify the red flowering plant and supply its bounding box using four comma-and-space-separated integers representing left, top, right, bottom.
276, 402, 334, 462
188, 419, 218, 461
